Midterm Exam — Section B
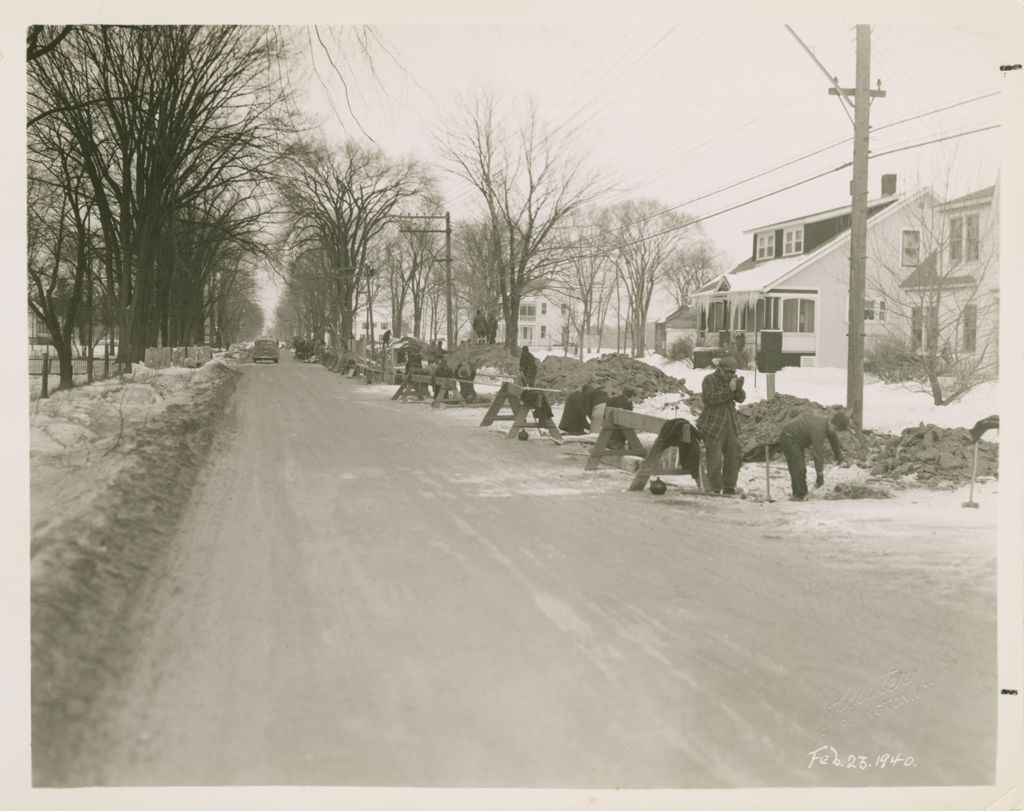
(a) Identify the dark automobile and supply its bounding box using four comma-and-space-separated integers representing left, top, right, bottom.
253, 339, 280, 363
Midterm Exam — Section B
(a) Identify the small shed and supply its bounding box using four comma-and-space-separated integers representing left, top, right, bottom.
651, 303, 700, 354
654, 304, 700, 355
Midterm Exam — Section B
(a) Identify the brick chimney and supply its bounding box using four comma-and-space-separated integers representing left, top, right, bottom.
881, 174, 897, 196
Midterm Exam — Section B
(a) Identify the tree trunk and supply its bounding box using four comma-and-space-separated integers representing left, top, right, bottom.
49, 331, 73, 390
503, 293, 520, 352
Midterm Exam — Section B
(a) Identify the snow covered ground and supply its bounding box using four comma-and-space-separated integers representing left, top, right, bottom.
537, 348, 998, 437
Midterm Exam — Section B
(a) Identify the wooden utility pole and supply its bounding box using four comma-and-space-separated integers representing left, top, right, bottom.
830, 25, 885, 434
444, 212, 453, 350
397, 212, 455, 350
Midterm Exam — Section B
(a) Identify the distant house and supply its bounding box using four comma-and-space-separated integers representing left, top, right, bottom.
357, 308, 393, 342
692, 174, 957, 368
654, 304, 700, 354
497, 284, 565, 348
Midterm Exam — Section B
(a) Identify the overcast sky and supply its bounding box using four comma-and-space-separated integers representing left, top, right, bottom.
298, 23, 1003, 258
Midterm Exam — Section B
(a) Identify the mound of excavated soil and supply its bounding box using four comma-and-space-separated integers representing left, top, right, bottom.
725, 392, 998, 486
535, 353, 692, 402
870, 424, 998, 483
446, 344, 520, 377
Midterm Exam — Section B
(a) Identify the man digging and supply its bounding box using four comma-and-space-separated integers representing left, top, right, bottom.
779, 410, 850, 501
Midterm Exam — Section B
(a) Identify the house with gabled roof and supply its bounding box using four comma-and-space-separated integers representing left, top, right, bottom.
692, 174, 952, 368
888, 183, 999, 375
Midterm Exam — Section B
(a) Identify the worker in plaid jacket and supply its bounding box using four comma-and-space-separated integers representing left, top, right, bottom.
696, 356, 746, 494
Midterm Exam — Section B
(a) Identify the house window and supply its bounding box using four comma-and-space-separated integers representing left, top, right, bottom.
520, 303, 537, 320
902, 230, 920, 267
755, 297, 780, 330
541, 302, 547, 316
782, 298, 815, 333
560, 303, 568, 315
706, 300, 729, 333
863, 300, 886, 322
520, 326, 534, 342
756, 232, 775, 261
782, 226, 803, 256
950, 214, 979, 263
963, 304, 977, 352
965, 214, 980, 261
540, 325, 547, 339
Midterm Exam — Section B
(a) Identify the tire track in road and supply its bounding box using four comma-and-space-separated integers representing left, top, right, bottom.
63, 358, 996, 788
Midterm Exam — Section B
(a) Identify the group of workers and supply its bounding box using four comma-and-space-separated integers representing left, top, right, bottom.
407, 341, 850, 501
695, 356, 849, 499
548, 352, 850, 502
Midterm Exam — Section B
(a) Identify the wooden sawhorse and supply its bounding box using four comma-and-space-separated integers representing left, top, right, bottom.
479, 382, 563, 441
585, 407, 701, 491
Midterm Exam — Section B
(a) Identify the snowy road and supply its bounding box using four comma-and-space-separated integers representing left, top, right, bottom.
65, 355, 996, 788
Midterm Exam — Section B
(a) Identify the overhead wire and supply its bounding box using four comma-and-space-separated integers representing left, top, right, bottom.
545, 89, 998, 239
531, 123, 1001, 265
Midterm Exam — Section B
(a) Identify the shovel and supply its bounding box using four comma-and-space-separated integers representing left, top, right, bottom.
962, 441, 980, 509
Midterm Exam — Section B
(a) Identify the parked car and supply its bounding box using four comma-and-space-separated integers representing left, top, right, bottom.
253, 339, 280, 363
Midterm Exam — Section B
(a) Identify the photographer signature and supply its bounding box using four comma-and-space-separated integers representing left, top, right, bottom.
820, 667, 934, 725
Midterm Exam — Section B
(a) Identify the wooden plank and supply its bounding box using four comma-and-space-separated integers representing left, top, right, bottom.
605, 407, 673, 435
507, 382, 564, 397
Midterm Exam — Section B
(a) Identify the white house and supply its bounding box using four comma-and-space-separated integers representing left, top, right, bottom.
497, 285, 566, 349
892, 184, 999, 373
690, 174, 994, 369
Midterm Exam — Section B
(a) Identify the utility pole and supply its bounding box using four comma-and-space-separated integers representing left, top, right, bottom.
396, 212, 454, 350
444, 211, 453, 351
829, 25, 885, 434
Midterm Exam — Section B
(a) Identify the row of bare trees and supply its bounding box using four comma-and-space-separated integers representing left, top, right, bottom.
272, 89, 723, 358
27, 25, 286, 387
439, 94, 720, 357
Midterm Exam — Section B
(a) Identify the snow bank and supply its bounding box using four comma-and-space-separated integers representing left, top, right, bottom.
31, 357, 243, 774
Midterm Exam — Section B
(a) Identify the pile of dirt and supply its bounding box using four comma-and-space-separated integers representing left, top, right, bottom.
824, 482, 893, 500
535, 353, 692, 402
727, 393, 999, 486
445, 344, 520, 377
870, 424, 999, 483
734, 394, 864, 461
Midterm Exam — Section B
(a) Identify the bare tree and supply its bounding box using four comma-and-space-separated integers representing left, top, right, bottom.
452, 218, 504, 339
28, 25, 292, 369
27, 122, 96, 390
867, 186, 999, 405
605, 200, 692, 358
437, 91, 600, 350
663, 236, 722, 308
546, 209, 614, 359
277, 138, 428, 350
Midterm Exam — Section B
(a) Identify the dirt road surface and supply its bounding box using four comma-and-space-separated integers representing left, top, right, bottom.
59, 355, 996, 788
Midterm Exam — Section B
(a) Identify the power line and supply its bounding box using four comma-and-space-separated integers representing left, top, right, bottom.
443, 26, 696, 209
544, 90, 998, 241
533, 123, 1001, 264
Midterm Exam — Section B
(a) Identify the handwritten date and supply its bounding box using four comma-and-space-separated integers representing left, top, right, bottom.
808, 745, 916, 770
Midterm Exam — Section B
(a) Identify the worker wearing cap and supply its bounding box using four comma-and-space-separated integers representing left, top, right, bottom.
696, 357, 746, 494
779, 410, 850, 501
